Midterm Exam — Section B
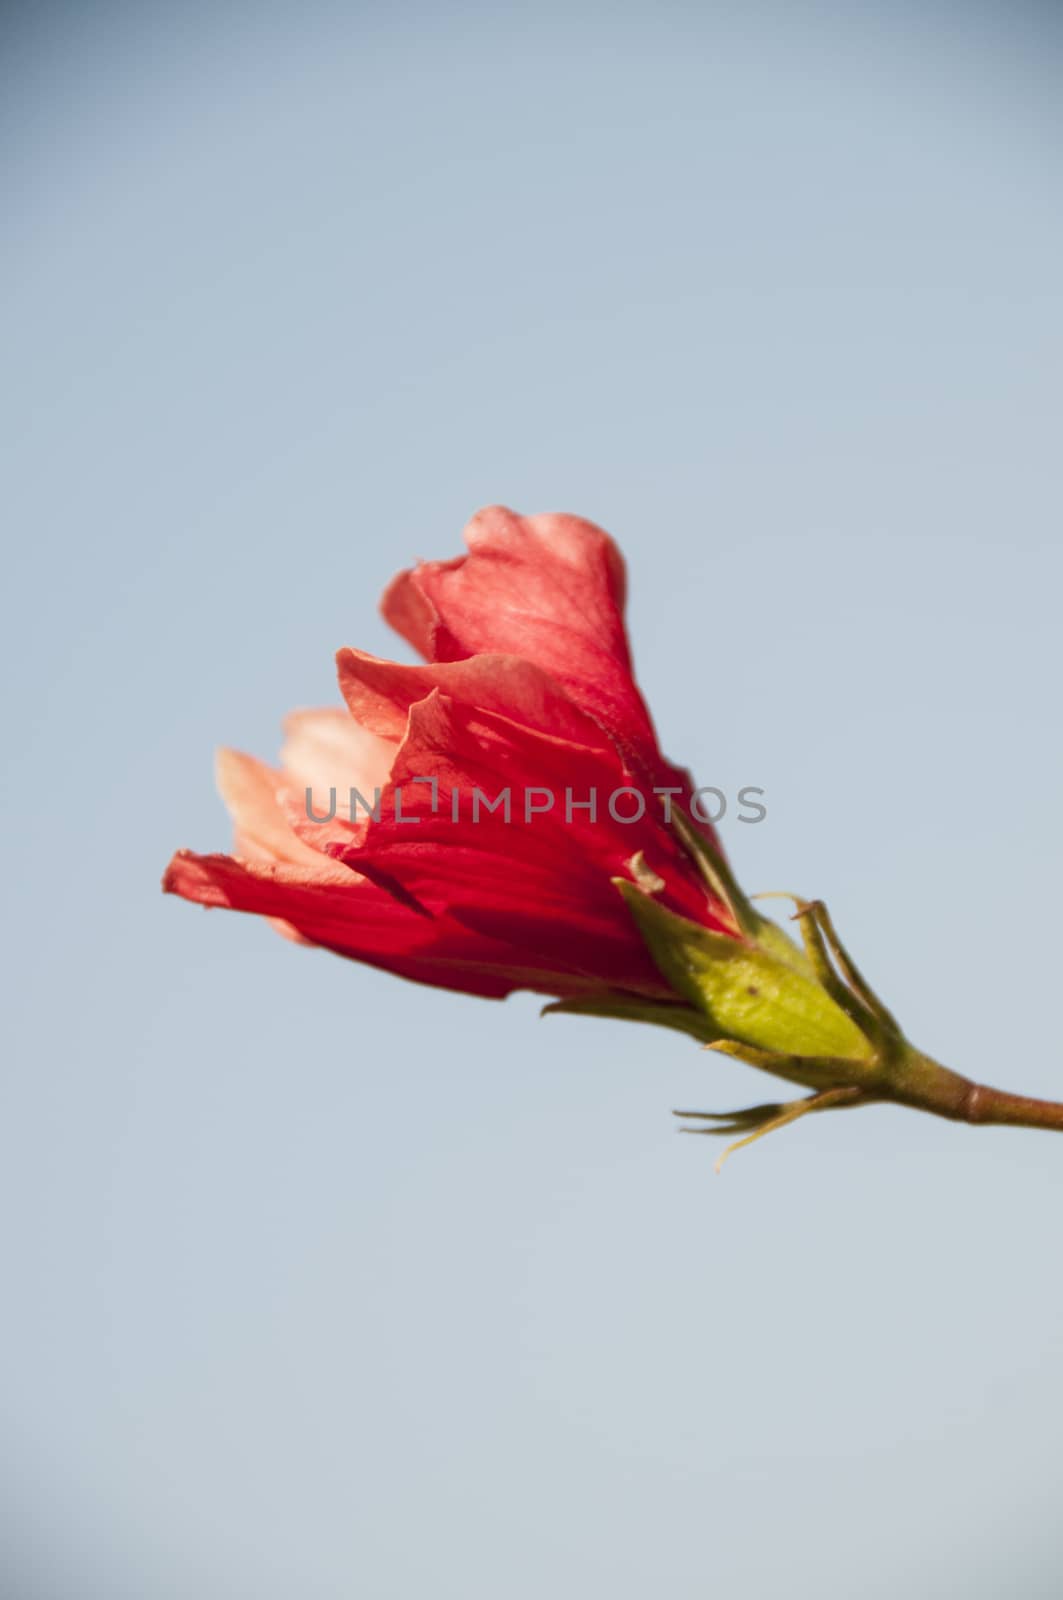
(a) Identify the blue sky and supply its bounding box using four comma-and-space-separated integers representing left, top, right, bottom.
3, 4, 1062, 1595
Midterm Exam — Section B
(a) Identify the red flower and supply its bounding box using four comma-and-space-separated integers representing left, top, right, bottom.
165, 505, 1063, 1153
164, 506, 738, 1001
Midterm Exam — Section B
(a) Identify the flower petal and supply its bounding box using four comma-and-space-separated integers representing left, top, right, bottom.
215, 748, 327, 868
335, 647, 613, 749
162, 849, 622, 999
335, 690, 734, 994
381, 506, 663, 775
281, 708, 395, 813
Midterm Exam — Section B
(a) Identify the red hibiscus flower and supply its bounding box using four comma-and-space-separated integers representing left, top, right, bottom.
166, 504, 1063, 1156
164, 506, 742, 1004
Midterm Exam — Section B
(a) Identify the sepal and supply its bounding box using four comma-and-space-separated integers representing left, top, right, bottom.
614, 880, 876, 1068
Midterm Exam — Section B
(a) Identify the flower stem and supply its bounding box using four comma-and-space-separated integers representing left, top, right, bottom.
959, 1083, 1063, 1132
890, 1050, 1063, 1133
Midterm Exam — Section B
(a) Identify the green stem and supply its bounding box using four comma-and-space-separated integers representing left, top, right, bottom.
899, 1051, 1063, 1131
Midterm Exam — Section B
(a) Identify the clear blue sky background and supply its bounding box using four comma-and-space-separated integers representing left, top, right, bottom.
3, 3, 1062, 1595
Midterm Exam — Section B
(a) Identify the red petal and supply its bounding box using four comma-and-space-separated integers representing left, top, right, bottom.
381, 506, 663, 775
335, 690, 733, 994
336, 647, 613, 749
163, 849, 626, 999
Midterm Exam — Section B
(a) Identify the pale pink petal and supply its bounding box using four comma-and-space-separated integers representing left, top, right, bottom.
216, 748, 328, 869
281, 708, 396, 824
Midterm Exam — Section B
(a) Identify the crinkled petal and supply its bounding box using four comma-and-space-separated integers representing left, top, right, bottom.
281, 707, 395, 815
336, 647, 614, 750
162, 849, 628, 999
216, 748, 329, 868
381, 506, 663, 774
334, 690, 735, 994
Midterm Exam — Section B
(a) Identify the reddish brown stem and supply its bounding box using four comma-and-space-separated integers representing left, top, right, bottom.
891, 1052, 1063, 1133
960, 1083, 1063, 1132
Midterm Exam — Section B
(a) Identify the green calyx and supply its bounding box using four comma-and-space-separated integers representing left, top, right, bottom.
615, 881, 877, 1084
548, 844, 1063, 1164
606, 876, 983, 1163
